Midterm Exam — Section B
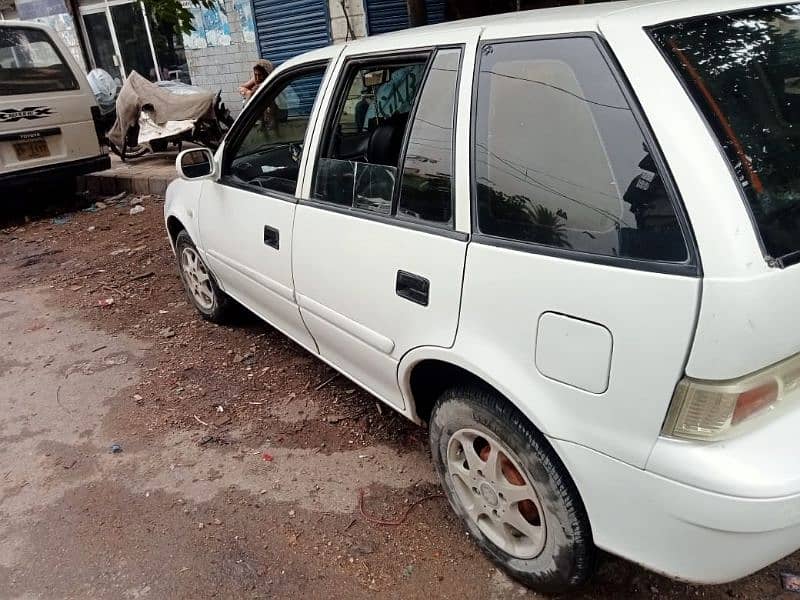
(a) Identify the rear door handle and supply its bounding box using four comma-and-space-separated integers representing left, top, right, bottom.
396, 270, 429, 306
263, 225, 279, 250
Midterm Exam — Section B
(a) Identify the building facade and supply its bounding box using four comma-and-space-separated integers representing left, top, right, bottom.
5, 0, 591, 116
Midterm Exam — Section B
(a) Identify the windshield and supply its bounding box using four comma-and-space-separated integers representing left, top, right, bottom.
650, 5, 800, 264
0, 26, 79, 96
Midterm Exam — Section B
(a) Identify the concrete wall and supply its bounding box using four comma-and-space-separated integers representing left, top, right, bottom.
184, 0, 259, 116
328, 0, 367, 44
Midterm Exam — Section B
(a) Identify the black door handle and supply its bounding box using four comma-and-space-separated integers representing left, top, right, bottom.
263, 225, 279, 249
396, 270, 429, 306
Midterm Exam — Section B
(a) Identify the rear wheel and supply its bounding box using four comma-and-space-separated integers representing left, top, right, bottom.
429, 386, 596, 593
175, 230, 231, 323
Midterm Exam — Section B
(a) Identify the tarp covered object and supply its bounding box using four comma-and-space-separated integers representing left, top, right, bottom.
108, 71, 215, 147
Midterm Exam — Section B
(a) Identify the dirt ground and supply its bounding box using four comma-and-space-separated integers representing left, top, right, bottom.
1, 190, 798, 599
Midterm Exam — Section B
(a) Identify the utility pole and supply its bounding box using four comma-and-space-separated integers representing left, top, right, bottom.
407, 0, 427, 27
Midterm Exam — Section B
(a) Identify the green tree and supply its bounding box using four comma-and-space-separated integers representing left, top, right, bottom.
143, 0, 219, 36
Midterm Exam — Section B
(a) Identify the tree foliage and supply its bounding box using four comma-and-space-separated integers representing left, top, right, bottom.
142, 0, 219, 35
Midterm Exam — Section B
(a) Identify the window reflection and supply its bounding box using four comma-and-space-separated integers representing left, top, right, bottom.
398, 49, 461, 225
651, 5, 800, 263
474, 38, 688, 262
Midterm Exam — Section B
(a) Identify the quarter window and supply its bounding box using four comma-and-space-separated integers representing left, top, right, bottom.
226, 67, 326, 196
398, 49, 460, 225
474, 38, 688, 263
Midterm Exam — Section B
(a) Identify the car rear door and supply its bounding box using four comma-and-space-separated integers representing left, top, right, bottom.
0, 24, 101, 174
293, 29, 480, 410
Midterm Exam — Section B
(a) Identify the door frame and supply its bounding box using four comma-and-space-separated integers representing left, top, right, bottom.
299, 25, 482, 233
79, 0, 163, 81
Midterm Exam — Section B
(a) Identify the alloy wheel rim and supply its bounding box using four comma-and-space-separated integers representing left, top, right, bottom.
446, 428, 547, 559
180, 246, 214, 311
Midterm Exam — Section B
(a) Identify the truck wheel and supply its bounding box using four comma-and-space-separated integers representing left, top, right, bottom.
429, 386, 596, 593
175, 230, 231, 323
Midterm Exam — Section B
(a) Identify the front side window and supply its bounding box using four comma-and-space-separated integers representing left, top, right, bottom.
0, 27, 79, 96
650, 5, 800, 264
226, 67, 326, 196
474, 37, 688, 263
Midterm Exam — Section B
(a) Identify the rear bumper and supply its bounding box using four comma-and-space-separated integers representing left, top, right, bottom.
552, 438, 800, 584
1, 154, 110, 187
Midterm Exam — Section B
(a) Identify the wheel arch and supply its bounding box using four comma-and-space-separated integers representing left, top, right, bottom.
399, 348, 550, 438
166, 215, 185, 249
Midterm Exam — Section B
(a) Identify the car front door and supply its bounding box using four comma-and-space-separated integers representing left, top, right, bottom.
292, 32, 479, 410
199, 58, 335, 351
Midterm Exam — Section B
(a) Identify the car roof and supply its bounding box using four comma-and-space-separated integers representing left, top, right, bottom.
281, 0, 781, 71
344, 0, 783, 42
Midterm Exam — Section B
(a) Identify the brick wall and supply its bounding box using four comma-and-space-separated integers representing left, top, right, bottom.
184, 0, 259, 116
329, 0, 367, 44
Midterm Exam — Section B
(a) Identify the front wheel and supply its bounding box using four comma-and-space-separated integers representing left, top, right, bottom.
175, 230, 232, 323
429, 387, 597, 593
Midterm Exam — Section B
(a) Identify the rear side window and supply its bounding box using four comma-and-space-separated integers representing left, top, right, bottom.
0, 27, 79, 96
650, 5, 800, 265
474, 37, 688, 263
312, 47, 461, 228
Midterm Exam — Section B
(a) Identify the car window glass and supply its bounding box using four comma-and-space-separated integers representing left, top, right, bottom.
397, 49, 461, 226
0, 26, 79, 96
228, 67, 326, 196
474, 37, 688, 262
312, 59, 427, 214
651, 5, 800, 264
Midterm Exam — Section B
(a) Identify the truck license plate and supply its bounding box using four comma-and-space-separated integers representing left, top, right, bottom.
13, 139, 50, 161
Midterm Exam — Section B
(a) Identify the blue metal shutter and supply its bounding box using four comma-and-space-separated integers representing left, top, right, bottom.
252, 0, 330, 65
366, 0, 446, 36
426, 0, 446, 25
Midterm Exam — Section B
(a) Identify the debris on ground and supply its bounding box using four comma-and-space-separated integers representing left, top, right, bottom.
107, 192, 127, 204
261, 452, 273, 462
97, 298, 115, 308
51, 216, 70, 225
130, 205, 146, 215
110, 444, 123, 453
357, 488, 444, 527
103, 353, 129, 366
212, 413, 231, 427
783, 573, 800, 593
158, 327, 175, 338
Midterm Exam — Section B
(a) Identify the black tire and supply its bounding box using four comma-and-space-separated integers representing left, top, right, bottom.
175, 230, 232, 323
429, 386, 597, 593
149, 139, 168, 152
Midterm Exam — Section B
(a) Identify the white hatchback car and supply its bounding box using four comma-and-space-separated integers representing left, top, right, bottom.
165, 0, 800, 592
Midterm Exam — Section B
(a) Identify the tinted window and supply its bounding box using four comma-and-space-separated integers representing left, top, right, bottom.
474, 38, 688, 262
398, 49, 460, 226
313, 59, 427, 214
227, 68, 326, 196
0, 27, 79, 96
651, 5, 800, 264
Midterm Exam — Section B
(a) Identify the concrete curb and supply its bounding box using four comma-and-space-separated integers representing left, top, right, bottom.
78, 154, 176, 197
78, 172, 173, 196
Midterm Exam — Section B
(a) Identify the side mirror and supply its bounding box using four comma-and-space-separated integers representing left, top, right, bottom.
176, 148, 215, 180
